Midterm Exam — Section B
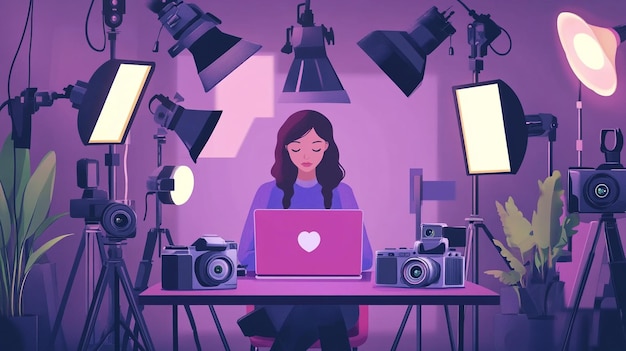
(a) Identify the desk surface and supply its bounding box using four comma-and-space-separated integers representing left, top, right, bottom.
139, 273, 499, 306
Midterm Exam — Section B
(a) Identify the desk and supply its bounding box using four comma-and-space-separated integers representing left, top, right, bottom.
139, 273, 499, 350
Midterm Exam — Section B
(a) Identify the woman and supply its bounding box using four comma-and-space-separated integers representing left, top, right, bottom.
237, 110, 373, 351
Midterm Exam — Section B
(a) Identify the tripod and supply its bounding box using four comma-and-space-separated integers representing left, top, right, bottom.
50, 223, 107, 349
122, 129, 231, 351
561, 213, 626, 351
78, 236, 155, 351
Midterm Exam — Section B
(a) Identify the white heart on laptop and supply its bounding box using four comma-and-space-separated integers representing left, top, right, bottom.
297, 231, 320, 252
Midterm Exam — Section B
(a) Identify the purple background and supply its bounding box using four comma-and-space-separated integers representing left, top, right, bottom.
1, 0, 625, 350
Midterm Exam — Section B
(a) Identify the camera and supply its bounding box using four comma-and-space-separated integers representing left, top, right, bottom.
162, 235, 237, 290
69, 159, 136, 241
569, 129, 626, 214
375, 223, 465, 288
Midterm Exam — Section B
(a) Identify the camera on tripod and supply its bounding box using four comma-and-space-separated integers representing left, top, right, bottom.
375, 223, 466, 288
569, 129, 626, 214
69, 158, 137, 240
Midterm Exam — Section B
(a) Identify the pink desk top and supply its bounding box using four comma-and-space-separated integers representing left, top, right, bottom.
139, 273, 499, 306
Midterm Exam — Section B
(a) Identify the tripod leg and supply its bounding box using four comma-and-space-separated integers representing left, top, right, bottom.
118, 259, 156, 351
391, 305, 413, 351
50, 231, 87, 349
78, 258, 113, 351
602, 216, 626, 338
561, 219, 605, 351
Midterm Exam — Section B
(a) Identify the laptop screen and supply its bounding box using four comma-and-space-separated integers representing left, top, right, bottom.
253, 209, 363, 277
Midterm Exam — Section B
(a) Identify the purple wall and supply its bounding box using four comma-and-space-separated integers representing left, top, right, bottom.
1, 0, 625, 350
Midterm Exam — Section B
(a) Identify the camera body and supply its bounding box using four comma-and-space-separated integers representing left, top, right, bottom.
568, 168, 626, 214
375, 223, 465, 288
70, 189, 137, 241
162, 235, 237, 290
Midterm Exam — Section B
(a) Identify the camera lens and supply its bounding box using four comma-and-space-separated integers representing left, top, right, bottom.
410, 266, 423, 279
402, 257, 439, 287
196, 254, 234, 287
425, 229, 433, 237
595, 183, 609, 198
113, 213, 129, 227
102, 202, 137, 240
584, 173, 619, 210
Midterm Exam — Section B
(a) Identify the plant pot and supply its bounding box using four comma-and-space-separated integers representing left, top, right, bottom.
527, 280, 565, 315
493, 313, 556, 351
7, 315, 39, 351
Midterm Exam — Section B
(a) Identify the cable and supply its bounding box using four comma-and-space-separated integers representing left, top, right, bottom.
0, 100, 9, 113
124, 134, 129, 202
85, 0, 106, 52
7, 0, 33, 101
143, 192, 155, 221
489, 26, 512, 56
28, 0, 33, 87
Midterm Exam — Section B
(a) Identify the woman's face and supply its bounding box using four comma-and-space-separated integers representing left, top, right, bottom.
286, 128, 329, 176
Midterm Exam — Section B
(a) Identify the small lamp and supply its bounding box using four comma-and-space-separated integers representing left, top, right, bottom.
147, 165, 194, 205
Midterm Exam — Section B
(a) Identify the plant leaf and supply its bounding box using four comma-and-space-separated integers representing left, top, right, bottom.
531, 171, 564, 250
0, 135, 15, 203
21, 151, 56, 241
485, 269, 522, 285
496, 197, 534, 254
552, 213, 580, 265
31, 212, 68, 243
14, 148, 30, 225
0, 182, 11, 249
24, 234, 73, 275
492, 239, 526, 277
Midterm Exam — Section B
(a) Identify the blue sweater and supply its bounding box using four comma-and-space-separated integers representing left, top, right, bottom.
238, 179, 373, 271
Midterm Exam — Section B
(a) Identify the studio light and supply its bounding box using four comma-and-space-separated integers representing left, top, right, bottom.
147, 165, 194, 205
148, 0, 262, 92
453, 79, 528, 175
5, 59, 154, 149
74, 60, 155, 145
358, 6, 456, 97
280, 0, 349, 103
557, 12, 626, 96
149, 94, 222, 163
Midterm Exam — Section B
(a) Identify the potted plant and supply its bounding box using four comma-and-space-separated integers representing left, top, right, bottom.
484, 170, 579, 351
0, 134, 72, 350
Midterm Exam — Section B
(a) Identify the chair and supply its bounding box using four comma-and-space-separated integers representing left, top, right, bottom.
246, 305, 369, 351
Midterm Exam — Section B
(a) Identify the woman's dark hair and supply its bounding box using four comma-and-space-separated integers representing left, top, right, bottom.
271, 110, 345, 209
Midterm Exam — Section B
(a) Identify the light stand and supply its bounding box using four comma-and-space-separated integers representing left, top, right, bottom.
122, 128, 231, 351
457, 0, 503, 348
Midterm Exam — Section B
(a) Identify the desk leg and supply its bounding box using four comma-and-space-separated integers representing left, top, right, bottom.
173, 305, 178, 351
416, 305, 421, 351
458, 305, 465, 351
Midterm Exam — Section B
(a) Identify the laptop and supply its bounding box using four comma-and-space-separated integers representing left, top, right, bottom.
254, 209, 363, 278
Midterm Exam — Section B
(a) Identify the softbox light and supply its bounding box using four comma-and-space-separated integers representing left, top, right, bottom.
147, 165, 194, 205
148, 0, 262, 92
453, 79, 528, 175
74, 60, 155, 145
358, 6, 455, 97
557, 12, 626, 96
280, 0, 349, 103
150, 94, 222, 163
